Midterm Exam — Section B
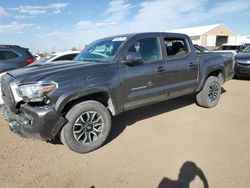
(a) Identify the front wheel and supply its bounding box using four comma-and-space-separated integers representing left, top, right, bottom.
196, 76, 221, 108
61, 100, 111, 153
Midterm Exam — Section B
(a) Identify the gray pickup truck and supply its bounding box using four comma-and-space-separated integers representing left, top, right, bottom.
1, 32, 234, 153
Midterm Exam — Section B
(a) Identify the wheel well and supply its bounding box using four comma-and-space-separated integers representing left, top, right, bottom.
61, 92, 116, 117
208, 70, 224, 84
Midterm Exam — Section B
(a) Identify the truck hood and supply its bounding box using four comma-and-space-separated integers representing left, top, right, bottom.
235, 53, 250, 59
7, 60, 113, 85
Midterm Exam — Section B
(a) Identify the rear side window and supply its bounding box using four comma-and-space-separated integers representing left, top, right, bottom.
53, 54, 78, 61
218, 45, 240, 50
128, 37, 162, 64
164, 38, 190, 57
0, 51, 19, 60
195, 46, 202, 53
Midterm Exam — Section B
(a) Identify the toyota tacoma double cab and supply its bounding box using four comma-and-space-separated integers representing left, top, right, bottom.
1, 33, 234, 153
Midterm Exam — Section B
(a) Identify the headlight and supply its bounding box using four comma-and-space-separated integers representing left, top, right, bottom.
17, 81, 57, 102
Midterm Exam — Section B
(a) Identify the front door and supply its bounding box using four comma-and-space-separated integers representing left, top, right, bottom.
119, 36, 167, 110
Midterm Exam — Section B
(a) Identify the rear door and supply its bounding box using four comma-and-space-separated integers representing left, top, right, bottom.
163, 35, 198, 97
119, 36, 167, 110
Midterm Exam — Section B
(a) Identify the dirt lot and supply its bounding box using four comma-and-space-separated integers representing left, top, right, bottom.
0, 79, 250, 188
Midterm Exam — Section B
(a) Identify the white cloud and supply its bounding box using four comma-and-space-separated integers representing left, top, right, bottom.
74, 0, 206, 36
211, 0, 250, 14
49, 3, 69, 14
75, 21, 96, 30
129, 0, 206, 31
75, 0, 131, 32
4, 0, 248, 51
66, 0, 249, 50
14, 15, 35, 19
0, 22, 33, 33
11, 3, 69, 16
0, 6, 7, 17
19, 6, 46, 15
105, 0, 131, 22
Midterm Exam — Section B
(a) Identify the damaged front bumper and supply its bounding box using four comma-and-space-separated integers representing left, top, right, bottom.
2, 104, 67, 141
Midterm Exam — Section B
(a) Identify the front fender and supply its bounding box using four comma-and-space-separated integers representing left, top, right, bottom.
54, 86, 117, 115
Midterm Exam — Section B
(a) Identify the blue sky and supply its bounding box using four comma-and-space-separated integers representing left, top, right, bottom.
0, 0, 250, 52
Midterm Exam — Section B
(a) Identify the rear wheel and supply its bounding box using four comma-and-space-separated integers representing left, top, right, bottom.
61, 100, 111, 153
196, 76, 221, 108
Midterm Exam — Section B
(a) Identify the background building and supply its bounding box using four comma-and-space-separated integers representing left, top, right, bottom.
168, 23, 237, 47
237, 35, 250, 44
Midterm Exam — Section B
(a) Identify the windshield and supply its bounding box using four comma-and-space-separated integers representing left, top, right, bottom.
241, 45, 250, 53
36, 55, 56, 63
75, 37, 127, 63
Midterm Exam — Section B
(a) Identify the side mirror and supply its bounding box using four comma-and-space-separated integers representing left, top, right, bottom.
122, 52, 142, 65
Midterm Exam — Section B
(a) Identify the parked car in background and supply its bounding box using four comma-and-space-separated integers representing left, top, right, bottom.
214, 43, 242, 54
235, 44, 250, 77
1, 32, 234, 153
0, 45, 35, 73
239, 43, 250, 52
194, 44, 210, 53
33, 54, 41, 61
0, 45, 35, 104
35, 51, 80, 64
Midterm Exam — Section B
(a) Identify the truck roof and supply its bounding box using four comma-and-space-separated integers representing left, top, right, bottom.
102, 32, 188, 40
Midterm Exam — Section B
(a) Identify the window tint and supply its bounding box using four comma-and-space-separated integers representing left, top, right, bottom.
242, 45, 250, 53
164, 38, 189, 57
218, 45, 240, 50
54, 54, 78, 61
0, 51, 19, 60
194, 45, 202, 53
128, 37, 162, 63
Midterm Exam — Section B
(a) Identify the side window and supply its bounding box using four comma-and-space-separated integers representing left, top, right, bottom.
195, 46, 202, 53
164, 38, 189, 57
0, 51, 19, 60
54, 54, 78, 61
128, 37, 162, 64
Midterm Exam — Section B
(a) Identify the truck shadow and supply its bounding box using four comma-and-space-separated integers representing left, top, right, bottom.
107, 87, 226, 144
158, 161, 209, 188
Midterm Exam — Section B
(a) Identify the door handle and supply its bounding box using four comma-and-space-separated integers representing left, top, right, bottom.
188, 62, 197, 68
155, 66, 165, 72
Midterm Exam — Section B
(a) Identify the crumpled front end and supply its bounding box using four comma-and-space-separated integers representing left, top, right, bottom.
1, 74, 67, 141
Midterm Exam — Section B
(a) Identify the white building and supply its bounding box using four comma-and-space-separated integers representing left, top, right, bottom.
237, 35, 250, 44
168, 23, 237, 47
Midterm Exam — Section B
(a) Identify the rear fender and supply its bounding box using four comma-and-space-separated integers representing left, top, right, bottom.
196, 65, 224, 92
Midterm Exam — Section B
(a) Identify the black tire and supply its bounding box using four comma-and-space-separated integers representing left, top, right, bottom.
196, 76, 221, 108
61, 100, 111, 153
60, 127, 66, 145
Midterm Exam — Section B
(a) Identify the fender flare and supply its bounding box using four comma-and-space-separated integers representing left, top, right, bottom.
54, 87, 119, 115
196, 66, 225, 92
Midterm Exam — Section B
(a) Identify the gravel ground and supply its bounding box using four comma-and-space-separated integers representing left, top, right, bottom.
0, 79, 250, 188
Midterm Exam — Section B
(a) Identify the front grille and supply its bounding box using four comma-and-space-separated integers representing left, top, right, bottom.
238, 63, 250, 67
1, 75, 18, 113
235, 67, 250, 75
